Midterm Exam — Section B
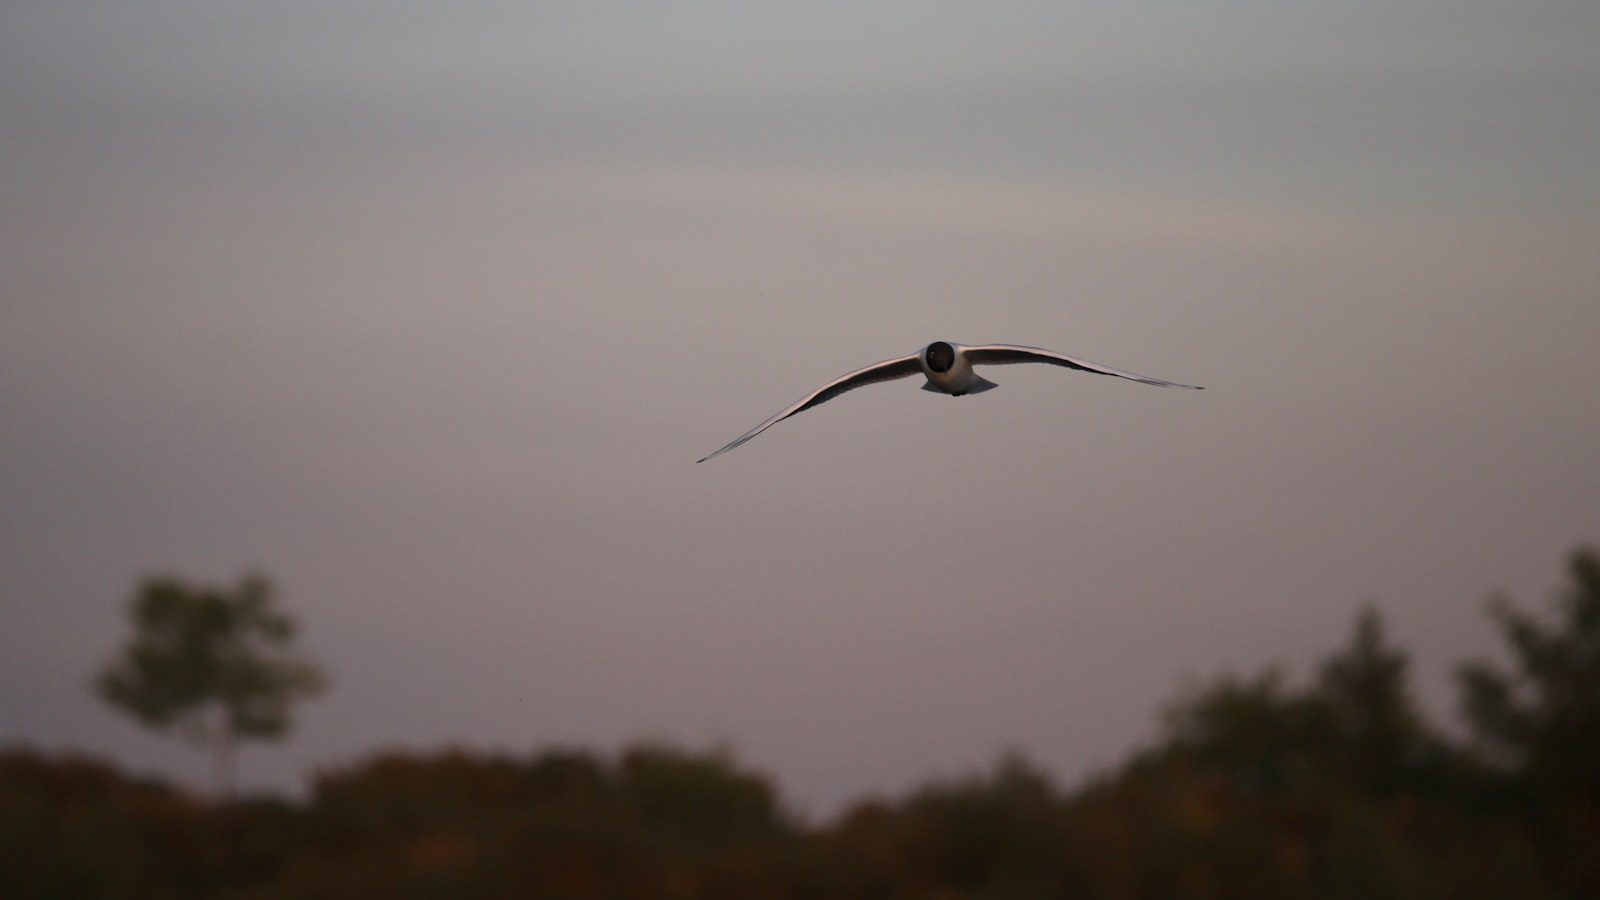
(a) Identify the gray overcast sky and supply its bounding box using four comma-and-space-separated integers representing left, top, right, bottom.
3, 2, 1598, 814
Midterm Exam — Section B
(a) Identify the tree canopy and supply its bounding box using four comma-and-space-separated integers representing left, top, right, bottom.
96, 573, 325, 795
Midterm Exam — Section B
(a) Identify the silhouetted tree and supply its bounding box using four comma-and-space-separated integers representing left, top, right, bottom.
1459, 547, 1600, 799
1161, 667, 1332, 791
1160, 607, 1443, 798
96, 573, 325, 797
1317, 606, 1431, 793
1458, 546, 1600, 891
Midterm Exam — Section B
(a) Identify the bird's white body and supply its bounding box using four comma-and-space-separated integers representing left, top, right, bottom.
697, 339, 1200, 462
918, 342, 997, 396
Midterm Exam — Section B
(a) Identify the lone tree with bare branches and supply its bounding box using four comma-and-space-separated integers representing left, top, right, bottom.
96, 572, 326, 798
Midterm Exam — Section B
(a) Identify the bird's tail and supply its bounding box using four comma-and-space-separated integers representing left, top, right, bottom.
964, 374, 999, 395
923, 375, 999, 396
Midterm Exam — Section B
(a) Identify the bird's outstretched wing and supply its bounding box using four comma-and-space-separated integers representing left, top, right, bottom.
698, 354, 924, 462
964, 344, 1202, 389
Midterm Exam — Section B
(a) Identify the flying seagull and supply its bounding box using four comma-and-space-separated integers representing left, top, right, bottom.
697, 340, 1201, 462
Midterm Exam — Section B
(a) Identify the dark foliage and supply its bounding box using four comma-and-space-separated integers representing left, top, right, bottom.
1458, 547, 1600, 894
7, 547, 1595, 897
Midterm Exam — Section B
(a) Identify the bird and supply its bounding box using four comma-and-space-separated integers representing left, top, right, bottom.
697, 340, 1201, 462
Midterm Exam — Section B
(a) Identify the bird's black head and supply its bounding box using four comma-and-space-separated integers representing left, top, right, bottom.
925, 341, 955, 373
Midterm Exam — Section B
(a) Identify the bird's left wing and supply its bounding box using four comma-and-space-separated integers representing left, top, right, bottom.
964, 344, 1202, 389
697, 354, 924, 462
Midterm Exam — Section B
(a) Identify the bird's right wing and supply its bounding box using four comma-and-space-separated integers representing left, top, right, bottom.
697, 354, 923, 462
964, 344, 1202, 389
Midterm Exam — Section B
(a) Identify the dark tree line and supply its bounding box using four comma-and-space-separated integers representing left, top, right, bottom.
4, 547, 1596, 898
